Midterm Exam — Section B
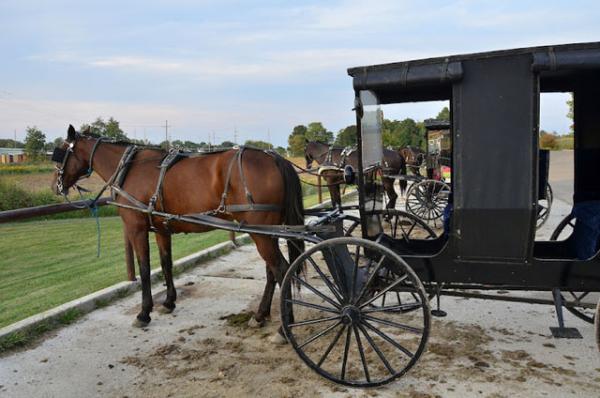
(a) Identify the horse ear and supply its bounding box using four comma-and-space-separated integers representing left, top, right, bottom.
67, 125, 77, 141
83, 126, 91, 135
305, 138, 309, 144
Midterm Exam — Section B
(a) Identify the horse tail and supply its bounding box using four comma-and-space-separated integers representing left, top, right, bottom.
272, 153, 305, 278
399, 154, 407, 196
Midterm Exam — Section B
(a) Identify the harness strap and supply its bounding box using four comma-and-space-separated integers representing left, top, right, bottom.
237, 148, 254, 206
147, 148, 182, 231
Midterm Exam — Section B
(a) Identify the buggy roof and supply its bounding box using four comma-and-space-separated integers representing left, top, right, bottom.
348, 41, 600, 103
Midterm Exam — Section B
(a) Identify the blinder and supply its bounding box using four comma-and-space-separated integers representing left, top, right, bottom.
51, 147, 67, 163
344, 165, 356, 185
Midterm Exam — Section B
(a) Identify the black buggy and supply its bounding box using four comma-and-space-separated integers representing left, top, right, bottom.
276, 42, 600, 387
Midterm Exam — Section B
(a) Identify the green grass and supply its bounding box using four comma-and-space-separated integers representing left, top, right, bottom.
0, 162, 54, 175
0, 191, 339, 331
0, 216, 230, 328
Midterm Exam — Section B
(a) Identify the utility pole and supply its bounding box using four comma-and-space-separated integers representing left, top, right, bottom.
267, 128, 272, 149
14, 129, 17, 148
164, 120, 171, 150
233, 126, 238, 145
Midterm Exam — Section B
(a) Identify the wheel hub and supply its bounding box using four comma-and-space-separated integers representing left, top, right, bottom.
341, 305, 362, 324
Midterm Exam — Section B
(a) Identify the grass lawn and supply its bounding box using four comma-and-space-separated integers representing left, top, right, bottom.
0, 193, 333, 329
0, 217, 230, 328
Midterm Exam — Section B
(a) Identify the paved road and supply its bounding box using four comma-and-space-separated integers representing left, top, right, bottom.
549, 150, 573, 204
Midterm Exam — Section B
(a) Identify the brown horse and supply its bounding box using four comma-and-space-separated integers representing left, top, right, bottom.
398, 146, 425, 176
304, 140, 407, 208
52, 125, 303, 332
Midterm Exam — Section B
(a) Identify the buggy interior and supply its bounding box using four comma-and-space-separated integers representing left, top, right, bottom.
534, 70, 600, 260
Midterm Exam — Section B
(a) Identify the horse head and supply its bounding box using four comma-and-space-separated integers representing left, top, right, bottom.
304, 140, 329, 170
51, 125, 93, 195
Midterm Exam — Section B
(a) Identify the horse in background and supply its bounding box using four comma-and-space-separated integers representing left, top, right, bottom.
398, 146, 426, 176
304, 140, 407, 209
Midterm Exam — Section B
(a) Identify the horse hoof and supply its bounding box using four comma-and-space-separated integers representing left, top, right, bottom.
269, 332, 288, 345
248, 316, 263, 328
132, 318, 150, 328
157, 305, 175, 314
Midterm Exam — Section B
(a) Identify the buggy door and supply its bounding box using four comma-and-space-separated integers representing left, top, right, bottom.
452, 54, 536, 262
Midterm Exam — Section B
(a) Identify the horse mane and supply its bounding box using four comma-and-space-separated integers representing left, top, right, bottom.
80, 132, 164, 151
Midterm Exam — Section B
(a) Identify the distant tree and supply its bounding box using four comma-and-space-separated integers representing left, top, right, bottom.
274, 146, 287, 156
382, 118, 425, 149
171, 140, 184, 148
244, 139, 272, 150
436, 107, 450, 121
220, 140, 235, 148
0, 139, 24, 148
567, 93, 574, 134
540, 130, 558, 150
81, 117, 127, 140
287, 125, 308, 156
24, 126, 46, 160
159, 140, 169, 150
334, 125, 357, 147
305, 122, 333, 143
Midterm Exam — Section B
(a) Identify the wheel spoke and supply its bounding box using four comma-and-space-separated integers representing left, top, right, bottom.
363, 320, 415, 358
292, 275, 341, 309
353, 325, 370, 382
363, 314, 422, 335
354, 255, 387, 305
357, 323, 395, 375
359, 274, 409, 309
289, 315, 342, 328
286, 299, 339, 314
298, 320, 343, 349
362, 302, 422, 314
306, 256, 345, 304
316, 324, 347, 367
340, 325, 352, 381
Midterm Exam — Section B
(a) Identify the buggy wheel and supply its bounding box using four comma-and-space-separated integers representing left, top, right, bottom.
536, 183, 553, 229
595, 299, 600, 352
343, 210, 438, 240
405, 180, 450, 222
280, 237, 430, 387
550, 214, 596, 324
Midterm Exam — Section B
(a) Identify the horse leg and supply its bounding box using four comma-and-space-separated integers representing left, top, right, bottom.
383, 177, 398, 209
155, 232, 177, 314
250, 268, 276, 327
251, 234, 291, 343
130, 229, 153, 327
327, 179, 342, 207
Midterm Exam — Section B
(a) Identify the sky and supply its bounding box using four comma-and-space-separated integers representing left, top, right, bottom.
0, 0, 598, 147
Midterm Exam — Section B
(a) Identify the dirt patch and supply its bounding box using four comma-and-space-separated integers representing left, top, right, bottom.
219, 312, 254, 327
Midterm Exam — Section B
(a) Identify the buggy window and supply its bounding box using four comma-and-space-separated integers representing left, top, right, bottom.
359, 90, 383, 169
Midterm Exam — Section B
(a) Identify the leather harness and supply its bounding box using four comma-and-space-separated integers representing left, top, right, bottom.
56, 137, 281, 232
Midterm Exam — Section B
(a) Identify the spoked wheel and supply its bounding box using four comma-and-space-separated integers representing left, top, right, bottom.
595, 299, 600, 351
405, 180, 450, 223
536, 183, 553, 229
343, 210, 439, 240
550, 214, 597, 324
280, 237, 430, 387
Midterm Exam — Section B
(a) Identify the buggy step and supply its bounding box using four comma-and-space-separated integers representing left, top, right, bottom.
550, 289, 583, 339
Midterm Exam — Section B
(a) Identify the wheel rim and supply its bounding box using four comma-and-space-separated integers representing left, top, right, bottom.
405, 180, 450, 222
343, 210, 438, 241
536, 183, 553, 229
281, 237, 430, 387
550, 214, 596, 324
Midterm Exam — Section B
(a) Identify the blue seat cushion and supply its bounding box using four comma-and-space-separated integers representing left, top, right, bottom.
571, 200, 600, 260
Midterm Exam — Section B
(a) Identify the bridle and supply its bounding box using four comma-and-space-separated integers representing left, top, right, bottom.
52, 135, 105, 201
306, 143, 334, 168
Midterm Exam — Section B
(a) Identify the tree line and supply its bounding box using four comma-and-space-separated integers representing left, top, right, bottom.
286, 107, 450, 156
9, 117, 288, 160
